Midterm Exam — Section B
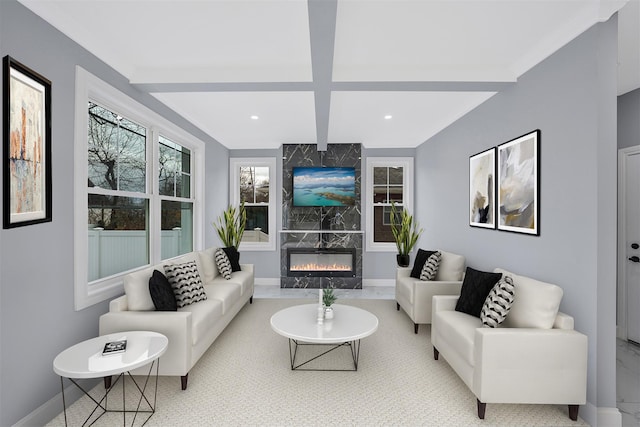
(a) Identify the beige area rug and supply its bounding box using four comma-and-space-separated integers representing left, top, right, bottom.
46, 298, 589, 426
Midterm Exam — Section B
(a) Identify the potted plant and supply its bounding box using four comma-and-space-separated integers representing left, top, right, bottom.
213, 203, 247, 249
390, 202, 423, 267
323, 288, 337, 319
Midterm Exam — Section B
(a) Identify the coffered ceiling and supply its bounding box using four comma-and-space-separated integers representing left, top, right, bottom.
18, 0, 638, 150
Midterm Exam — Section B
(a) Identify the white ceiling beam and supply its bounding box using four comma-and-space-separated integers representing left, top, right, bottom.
308, 0, 338, 151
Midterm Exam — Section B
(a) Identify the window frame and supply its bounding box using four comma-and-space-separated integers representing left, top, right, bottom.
74, 66, 204, 310
365, 157, 414, 252
229, 157, 277, 251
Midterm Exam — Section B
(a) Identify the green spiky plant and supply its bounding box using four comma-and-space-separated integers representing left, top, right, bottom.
323, 288, 337, 307
390, 202, 423, 264
213, 203, 247, 249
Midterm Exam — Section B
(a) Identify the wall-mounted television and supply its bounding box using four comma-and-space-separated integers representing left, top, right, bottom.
292, 167, 356, 207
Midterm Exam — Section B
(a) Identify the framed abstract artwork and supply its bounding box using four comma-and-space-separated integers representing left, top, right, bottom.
497, 130, 540, 235
469, 147, 496, 229
3, 56, 52, 229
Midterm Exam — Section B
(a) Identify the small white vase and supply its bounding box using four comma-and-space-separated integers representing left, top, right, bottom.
324, 306, 334, 320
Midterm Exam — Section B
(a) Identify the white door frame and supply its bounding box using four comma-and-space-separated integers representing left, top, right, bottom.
617, 145, 640, 340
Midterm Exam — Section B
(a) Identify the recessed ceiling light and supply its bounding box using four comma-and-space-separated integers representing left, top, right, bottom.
384, 115, 393, 120
250, 115, 259, 120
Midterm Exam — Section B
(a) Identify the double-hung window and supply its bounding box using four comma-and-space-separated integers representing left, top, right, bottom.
75, 67, 203, 310
365, 157, 414, 251
229, 157, 276, 251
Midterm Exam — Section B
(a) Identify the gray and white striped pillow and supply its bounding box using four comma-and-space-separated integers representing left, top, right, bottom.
420, 251, 442, 281
480, 275, 515, 328
214, 248, 232, 280
163, 261, 207, 308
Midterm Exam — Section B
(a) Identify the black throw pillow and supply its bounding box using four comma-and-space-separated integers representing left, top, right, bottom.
222, 246, 241, 272
149, 269, 178, 311
410, 249, 437, 278
455, 267, 503, 318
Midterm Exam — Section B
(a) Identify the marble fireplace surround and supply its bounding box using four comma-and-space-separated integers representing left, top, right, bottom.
280, 143, 363, 289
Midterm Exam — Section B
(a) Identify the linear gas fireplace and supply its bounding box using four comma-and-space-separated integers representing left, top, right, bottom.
286, 248, 356, 278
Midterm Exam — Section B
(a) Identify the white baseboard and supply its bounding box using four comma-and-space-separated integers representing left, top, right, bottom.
580, 402, 622, 427
362, 279, 395, 287
597, 406, 622, 427
13, 380, 98, 427
254, 278, 280, 286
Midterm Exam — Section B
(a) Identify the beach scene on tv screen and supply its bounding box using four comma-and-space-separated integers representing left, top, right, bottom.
293, 167, 356, 206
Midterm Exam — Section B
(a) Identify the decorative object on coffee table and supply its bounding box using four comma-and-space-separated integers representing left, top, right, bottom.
323, 288, 337, 319
390, 202, 422, 267
213, 203, 247, 249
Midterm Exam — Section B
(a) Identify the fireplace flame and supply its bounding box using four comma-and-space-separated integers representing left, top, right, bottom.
290, 263, 352, 272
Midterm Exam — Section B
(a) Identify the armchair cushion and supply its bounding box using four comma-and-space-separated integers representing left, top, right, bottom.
420, 251, 442, 281
480, 275, 514, 328
495, 268, 563, 329
410, 249, 438, 278
455, 267, 502, 317
435, 250, 466, 281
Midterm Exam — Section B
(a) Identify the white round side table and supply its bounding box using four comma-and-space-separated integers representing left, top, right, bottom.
53, 331, 168, 426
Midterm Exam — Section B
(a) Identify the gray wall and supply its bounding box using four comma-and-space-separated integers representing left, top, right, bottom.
0, 1, 228, 425
414, 17, 618, 422
618, 88, 640, 149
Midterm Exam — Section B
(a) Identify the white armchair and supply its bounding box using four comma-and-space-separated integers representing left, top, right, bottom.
395, 250, 466, 333
431, 269, 587, 420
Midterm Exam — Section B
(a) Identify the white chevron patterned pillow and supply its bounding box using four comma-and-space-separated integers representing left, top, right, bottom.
420, 251, 441, 281
480, 275, 515, 328
163, 261, 207, 308
214, 248, 233, 280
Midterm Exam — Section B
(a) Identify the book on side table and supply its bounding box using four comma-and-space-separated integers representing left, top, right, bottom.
102, 340, 127, 355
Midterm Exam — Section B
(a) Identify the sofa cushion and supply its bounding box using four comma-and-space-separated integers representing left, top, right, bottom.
164, 261, 208, 308
480, 275, 514, 328
455, 267, 502, 318
123, 267, 156, 311
197, 247, 218, 283
410, 249, 438, 278
214, 248, 233, 280
148, 270, 177, 311
179, 298, 224, 346
495, 268, 563, 329
204, 282, 242, 314
222, 246, 241, 272
435, 251, 466, 281
420, 251, 442, 281
434, 310, 482, 366
225, 269, 254, 295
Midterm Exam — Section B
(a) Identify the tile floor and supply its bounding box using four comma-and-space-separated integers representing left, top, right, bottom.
257, 285, 638, 425
618, 339, 640, 426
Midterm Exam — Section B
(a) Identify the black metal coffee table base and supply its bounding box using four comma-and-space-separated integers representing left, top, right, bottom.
288, 339, 361, 371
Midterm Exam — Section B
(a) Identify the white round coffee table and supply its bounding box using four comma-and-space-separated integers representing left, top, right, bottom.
53, 331, 168, 426
270, 303, 378, 370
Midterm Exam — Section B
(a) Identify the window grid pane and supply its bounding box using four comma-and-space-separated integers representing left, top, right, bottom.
88, 102, 146, 193
88, 195, 149, 281
161, 201, 193, 259
159, 136, 191, 198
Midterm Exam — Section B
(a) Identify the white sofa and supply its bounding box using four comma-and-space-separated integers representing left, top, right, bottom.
99, 247, 254, 390
395, 250, 466, 333
431, 268, 587, 421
